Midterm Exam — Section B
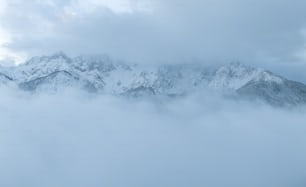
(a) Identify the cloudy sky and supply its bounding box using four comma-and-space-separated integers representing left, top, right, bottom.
1, 0, 306, 78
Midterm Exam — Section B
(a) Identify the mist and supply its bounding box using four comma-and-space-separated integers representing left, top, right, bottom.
1, 0, 306, 186
0, 89, 306, 187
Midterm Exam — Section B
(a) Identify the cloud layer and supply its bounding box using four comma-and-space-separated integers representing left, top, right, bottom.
1, 0, 306, 66
0, 90, 306, 187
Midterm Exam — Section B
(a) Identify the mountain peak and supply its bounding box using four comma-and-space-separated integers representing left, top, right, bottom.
0, 53, 306, 107
25, 51, 72, 66
228, 61, 244, 67
252, 71, 284, 84
50, 51, 69, 59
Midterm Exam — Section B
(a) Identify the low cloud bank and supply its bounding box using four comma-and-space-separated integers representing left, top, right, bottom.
0, 89, 306, 187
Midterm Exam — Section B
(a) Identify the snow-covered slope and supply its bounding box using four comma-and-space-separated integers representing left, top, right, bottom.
237, 73, 306, 106
1, 52, 306, 106
0, 72, 13, 85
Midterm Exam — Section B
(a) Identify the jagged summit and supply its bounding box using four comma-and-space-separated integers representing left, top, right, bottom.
0, 52, 306, 106
25, 51, 72, 65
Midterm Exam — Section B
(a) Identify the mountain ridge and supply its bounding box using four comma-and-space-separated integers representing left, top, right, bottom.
1, 52, 306, 107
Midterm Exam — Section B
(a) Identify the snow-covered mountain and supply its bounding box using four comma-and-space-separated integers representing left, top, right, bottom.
1, 52, 306, 106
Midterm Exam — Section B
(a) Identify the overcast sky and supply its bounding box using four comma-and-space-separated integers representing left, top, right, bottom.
1, 0, 306, 79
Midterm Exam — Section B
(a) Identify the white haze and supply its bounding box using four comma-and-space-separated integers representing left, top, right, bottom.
0, 89, 306, 187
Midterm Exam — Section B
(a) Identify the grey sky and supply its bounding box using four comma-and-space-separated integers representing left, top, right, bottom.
1, 0, 306, 80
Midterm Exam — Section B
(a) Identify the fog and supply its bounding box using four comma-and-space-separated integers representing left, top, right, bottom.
0, 89, 306, 187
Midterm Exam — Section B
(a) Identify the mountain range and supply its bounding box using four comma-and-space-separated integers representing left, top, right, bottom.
1, 52, 306, 107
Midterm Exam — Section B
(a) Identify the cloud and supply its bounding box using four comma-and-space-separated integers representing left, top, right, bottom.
1, 0, 306, 67
0, 27, 27, 65
0, 0, 6, 14
0, 89, 306, 187
66, 0, 153, 14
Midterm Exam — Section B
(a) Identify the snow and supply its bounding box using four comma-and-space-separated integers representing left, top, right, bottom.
1, 52, 305, 106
